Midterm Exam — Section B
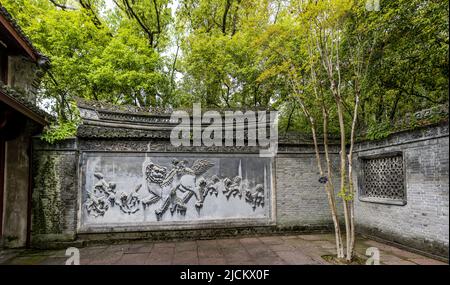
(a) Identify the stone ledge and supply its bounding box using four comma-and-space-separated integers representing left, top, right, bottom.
30, 224, 334, 249
358, 197, 407, 206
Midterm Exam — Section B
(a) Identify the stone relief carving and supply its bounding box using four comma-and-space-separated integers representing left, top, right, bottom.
153, 159, 214, 220
84, 158, 267, 220
223, 176, 243, 199
84, 173, 115, 217
116, 184, 142, 214
93, 172, 117, 204
85, 191, 109, 217
245, 184, 265, 210
203, 175, 220, 197
86, 173, 144, 216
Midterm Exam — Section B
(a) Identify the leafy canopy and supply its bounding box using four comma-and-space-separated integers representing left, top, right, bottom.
2, 0, 448, 140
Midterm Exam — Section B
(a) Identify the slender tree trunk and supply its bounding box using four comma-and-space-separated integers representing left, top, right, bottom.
337, 96, 354, 262
347, 88, 360, 260
322, 107, 344, 259
334, 92, 351, 261
290, 75, 344, 259
309, 57, 345, 259
310, 116, 344, 259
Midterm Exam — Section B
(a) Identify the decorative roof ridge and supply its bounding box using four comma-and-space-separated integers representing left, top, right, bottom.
76, 97, 174, 116
76, 97, 277, 117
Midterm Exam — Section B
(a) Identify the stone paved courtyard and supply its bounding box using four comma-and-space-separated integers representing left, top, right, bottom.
0, 234, 447, 265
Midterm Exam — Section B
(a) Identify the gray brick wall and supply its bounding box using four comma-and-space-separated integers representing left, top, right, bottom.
29, 123, 449, 257
275, 147, 342, 228
354, 123, 449, 257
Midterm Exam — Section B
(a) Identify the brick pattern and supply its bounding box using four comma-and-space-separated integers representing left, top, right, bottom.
275, 153, 341, 227
354, 124, 449, 257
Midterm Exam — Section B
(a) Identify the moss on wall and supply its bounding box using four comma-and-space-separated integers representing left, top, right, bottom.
32, 154, 64, 234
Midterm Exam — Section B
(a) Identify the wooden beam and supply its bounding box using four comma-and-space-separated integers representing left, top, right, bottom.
0, 90, 47, 125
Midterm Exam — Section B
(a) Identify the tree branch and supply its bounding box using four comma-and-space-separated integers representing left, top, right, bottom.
49, 0, 77, 10
78, 0, 103, 28
222, 0, 232, 35
122, 0, 154, 46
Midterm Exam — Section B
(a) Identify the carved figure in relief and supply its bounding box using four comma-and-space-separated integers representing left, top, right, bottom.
117, 184, 142, 214
154, 159, 214, 220
93, 172, 117, 205
85, 172, 116, 217
85, 191, 109, 217
141, 162, 166, 208
145, 162, 167, 185
245, 184, 265, 210
195, 177, 208, 209
223, 176, 243, 199
203, 175, 220, 197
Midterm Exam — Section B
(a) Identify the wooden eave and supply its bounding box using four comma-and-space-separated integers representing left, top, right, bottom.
0, 89, 47, 125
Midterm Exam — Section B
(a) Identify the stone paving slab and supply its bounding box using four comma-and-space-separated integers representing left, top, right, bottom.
199, 257, 227, 265
198, 247, 222, 258
0, 234, 447, 265
197, 239, 219, 248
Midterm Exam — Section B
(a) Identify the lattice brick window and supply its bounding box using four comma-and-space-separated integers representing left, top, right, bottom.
359, 153, 406, 205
